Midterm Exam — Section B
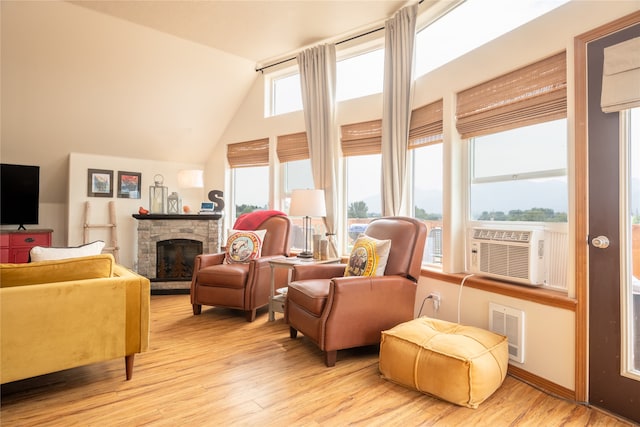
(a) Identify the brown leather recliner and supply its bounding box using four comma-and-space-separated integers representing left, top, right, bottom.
190, 214, 291, 322
285, 216, 427, 366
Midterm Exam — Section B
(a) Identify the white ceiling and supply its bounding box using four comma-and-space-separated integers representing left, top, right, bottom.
70, 0, 413, 67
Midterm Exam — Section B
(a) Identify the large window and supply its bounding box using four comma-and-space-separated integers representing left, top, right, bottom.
469, 119, 568, 222
282, 159, 314, 250
457, 52, 568, 224
270, 49, 384, 117
414, 0, 570, 78
276, 131, 314, 250
627, 107, 639, 374
233, 166, 269, 221
467, 119, 569, 291
336, 49, 384, 102
227, 138, 270, 222
632, 107, 640, 232
271, 0, 570, 116
276, 132, 314, 195
342, 119, 383, 253
346, 154, 381, 251
413, 143, 443, 265
458, 52, 568, 290
409, 99, 444, 266
282, 160, 313, 196
272, 73, 302, 116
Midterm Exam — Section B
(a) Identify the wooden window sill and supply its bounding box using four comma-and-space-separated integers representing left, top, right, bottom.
420, 267, 577, 311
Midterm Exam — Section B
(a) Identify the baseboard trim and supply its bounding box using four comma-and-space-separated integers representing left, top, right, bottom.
508, 364, 576, 402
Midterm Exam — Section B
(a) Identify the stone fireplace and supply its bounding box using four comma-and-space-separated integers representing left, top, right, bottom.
133, 214, 222, 292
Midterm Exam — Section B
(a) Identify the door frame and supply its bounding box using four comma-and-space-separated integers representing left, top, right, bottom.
574, 10, 640, 404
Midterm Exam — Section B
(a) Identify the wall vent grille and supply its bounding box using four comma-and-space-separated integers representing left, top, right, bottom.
489, 302, 525, 363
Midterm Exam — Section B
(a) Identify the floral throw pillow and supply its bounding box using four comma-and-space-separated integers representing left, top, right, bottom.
224, 229, 267, 264
344, 234, 391, 277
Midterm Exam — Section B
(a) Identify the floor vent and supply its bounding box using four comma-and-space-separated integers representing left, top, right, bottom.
489, 302, 525, 363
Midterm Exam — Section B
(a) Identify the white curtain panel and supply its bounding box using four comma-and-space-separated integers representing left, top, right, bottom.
381, 4, 418, 216
297, 44, 340, 258
601, 36, 640, 113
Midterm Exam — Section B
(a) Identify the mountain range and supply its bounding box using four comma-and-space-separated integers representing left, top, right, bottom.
359, 178, 640, 218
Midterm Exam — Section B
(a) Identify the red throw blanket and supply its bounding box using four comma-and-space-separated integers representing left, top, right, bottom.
233, 210, 287, 230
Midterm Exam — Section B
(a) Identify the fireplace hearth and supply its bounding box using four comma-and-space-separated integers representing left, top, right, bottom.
133, 214, 221, 293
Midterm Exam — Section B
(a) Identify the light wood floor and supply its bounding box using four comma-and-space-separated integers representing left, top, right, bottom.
1, 294, 635, 426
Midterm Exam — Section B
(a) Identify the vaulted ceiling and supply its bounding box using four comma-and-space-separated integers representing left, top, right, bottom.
1, 0, 428, 203
70, 1, 410, 66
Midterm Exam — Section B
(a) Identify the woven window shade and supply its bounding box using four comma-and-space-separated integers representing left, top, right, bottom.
456, 51, 567, 139
341, 119, 382, 157
227, 138, 270, 168
409, 99, 443, 149
276, 132, 309, 163
601, 37, 640, 113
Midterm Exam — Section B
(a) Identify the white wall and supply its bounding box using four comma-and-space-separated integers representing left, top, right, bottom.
68, 153, 207, 269
0, 0, 255, 233
206, 1, 640, 391
415, 277, 575, 389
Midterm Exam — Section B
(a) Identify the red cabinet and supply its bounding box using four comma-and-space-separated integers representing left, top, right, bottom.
0, 229, 52, 263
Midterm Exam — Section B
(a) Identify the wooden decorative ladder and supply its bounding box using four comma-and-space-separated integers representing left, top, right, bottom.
84, 201, 119, 263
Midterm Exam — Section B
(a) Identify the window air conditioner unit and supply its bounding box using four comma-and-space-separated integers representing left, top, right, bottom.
467, 227, 545, 286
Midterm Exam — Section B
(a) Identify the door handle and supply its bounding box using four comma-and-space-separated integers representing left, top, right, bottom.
591, 235, 610, 249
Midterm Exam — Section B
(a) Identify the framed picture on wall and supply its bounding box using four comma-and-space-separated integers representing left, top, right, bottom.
117, 171, 142, 199
87, 169, 113, 198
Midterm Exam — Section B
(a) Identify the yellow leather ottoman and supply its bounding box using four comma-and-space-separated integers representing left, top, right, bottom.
379, 317, 508, 408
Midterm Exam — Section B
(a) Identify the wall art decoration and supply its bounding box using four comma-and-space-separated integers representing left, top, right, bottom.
87, 169, 113, 198
117, 171, 142, 199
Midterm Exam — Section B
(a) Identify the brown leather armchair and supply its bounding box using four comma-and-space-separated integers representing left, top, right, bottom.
190, 214, 291, 321
285, 216, 427, 366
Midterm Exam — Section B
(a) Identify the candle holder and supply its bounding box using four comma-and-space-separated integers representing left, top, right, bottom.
149, 174, 168, 214
167, 192, 182, 214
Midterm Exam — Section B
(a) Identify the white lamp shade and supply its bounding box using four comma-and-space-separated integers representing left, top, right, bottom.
177, 169, 204, 189
289, 189, 326, 217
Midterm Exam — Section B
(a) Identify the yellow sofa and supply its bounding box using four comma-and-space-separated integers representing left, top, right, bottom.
0, 254, 150, 383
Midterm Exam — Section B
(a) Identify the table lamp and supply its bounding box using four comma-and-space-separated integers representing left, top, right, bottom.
289, 189, 326, 258
177, 169, 204, 213
177, 169, 204, 189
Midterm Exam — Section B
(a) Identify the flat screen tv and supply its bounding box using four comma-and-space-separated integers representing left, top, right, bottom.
1, 163, 40, 230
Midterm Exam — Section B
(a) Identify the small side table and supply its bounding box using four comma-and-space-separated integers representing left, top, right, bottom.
268, 257, 340, 321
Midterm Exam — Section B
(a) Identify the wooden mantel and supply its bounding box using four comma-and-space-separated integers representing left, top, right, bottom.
132, 213, 222, 220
